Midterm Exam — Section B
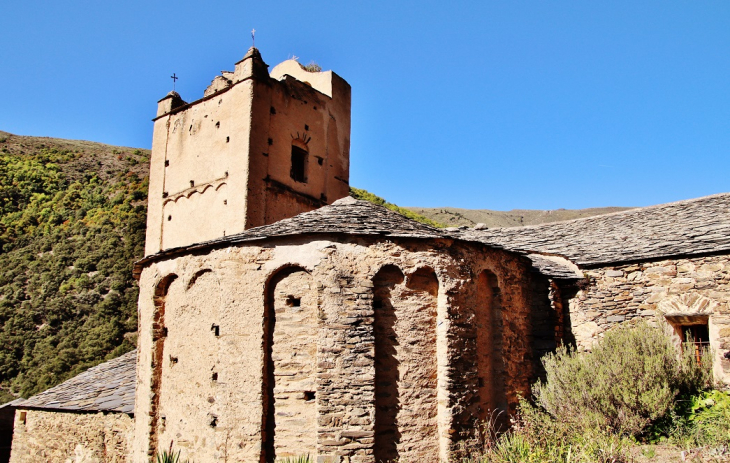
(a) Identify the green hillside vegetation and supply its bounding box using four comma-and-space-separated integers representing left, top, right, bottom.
349, 187, 446, 228
0, 131, 149, 400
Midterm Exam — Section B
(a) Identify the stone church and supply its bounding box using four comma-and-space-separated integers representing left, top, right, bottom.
7, 48, 730, 463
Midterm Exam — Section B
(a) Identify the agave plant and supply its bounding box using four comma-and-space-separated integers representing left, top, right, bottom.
276, 455, 313, 463
156, 442, 189, 463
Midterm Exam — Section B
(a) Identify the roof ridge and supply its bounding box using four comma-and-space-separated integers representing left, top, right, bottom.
485, 192, 730, 232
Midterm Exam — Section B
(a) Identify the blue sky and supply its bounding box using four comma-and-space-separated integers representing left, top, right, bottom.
1, 1, 728, 210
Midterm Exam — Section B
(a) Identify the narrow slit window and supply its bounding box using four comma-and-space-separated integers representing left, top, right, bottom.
290, 145, 308, 183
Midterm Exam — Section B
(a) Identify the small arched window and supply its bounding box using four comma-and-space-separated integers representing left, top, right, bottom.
290, 143, 308, 183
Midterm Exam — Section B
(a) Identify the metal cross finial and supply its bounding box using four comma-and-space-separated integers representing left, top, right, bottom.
251, 29, 256, 47
171, 73, 179, 92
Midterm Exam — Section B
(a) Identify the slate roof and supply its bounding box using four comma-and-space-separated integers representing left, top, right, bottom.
457, 193, 730, 268
526, 254, 583, 279
134, 196, 449, 275
139, 193, 730, 279
18, 351, 136, 414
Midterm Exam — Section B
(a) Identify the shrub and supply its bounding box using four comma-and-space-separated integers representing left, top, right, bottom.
648, 389, 730, 448
474, 399, 633, 463
301, 62, 322, 73
533, 321, 713, 436
349, 187, 446, 228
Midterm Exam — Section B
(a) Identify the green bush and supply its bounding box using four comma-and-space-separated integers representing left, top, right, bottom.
470, 323, 717, 462
647, 389, 730, 448
533, 321, 713, 436
471, 399, 633, 463
349, 187, 446, 228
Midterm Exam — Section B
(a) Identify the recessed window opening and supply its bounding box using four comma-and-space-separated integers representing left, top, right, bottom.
666, 315, 710, 362
680, 324, 710, 362
211, 324, 220, 337
303, 391, 315, 401
290, 145, 308, 183
286, 296, 301, 307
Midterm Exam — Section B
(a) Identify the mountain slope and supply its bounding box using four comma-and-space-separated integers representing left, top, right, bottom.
0, 131, 149, 400
406, 206, 632, 228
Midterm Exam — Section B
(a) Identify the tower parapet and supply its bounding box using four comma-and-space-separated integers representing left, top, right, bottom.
145, 48, 351, 256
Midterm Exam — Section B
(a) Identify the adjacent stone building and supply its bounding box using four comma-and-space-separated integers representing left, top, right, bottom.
6, 46, 730, 463
461, 193, 730, 382
9, 352, 135, 462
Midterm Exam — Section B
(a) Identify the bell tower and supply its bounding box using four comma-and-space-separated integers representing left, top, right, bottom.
145, 48, 351, 256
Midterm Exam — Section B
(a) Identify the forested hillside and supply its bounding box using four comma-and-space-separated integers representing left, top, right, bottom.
0, 131, 149, 401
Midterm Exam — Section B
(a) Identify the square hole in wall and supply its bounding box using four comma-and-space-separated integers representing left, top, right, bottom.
286, 296, 301, 307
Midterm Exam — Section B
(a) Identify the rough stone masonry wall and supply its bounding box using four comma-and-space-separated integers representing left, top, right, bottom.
10, 409, 132, 463
132, 236, 536, 463
565, 253, 730, 383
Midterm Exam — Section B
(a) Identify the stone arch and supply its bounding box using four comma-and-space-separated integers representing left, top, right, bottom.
262, 266, 318, 462
657, 293, 719, 318
373, 264, 440, 463
475, 269, 507, 427
149, 273, 179, 458
154, 267, 224, 461
657, 293, 718, 363
186, 268, 212, 290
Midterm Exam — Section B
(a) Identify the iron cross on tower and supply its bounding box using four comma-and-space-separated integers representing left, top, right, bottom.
170, 73, 178, 92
